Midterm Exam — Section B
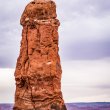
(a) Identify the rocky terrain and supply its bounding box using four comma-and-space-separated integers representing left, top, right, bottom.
1, 103, 110, 110
66, 102, 110, 110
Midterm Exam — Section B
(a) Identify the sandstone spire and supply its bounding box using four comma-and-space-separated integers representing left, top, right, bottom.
13, 0, 67, 109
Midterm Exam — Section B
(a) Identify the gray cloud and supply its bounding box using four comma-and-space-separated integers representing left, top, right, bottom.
57, 0, 110, 61
56, 0, 110, 21
60, 41, 110, 60
0, 0, 30, 68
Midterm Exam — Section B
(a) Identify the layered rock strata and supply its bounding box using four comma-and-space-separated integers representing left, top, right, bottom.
14, 0, 67, 110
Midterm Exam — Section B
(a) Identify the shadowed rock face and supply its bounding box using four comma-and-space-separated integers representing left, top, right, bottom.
13, 0, 67, 110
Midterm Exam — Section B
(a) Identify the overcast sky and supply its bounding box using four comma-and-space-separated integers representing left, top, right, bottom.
0, 0, 110, 103
0, 0, 110, 68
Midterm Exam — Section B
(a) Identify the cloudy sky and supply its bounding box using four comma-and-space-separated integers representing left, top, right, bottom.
0, 0, 110, 103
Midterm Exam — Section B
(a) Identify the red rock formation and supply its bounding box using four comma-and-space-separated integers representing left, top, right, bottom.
13, 0, 67, 110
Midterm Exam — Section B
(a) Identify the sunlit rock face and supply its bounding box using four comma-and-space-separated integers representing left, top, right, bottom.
13, 0, 67, 110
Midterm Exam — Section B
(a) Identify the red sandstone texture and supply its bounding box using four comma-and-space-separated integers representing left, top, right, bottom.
13, 0, 67, 110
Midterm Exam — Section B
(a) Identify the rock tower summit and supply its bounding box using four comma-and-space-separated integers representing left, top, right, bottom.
14, 0, 67, 110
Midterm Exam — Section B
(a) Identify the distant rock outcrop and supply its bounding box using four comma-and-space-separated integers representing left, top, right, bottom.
13, 0, 66, 110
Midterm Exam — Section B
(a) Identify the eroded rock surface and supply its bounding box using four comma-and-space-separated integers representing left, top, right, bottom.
14, 0, 67, 110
